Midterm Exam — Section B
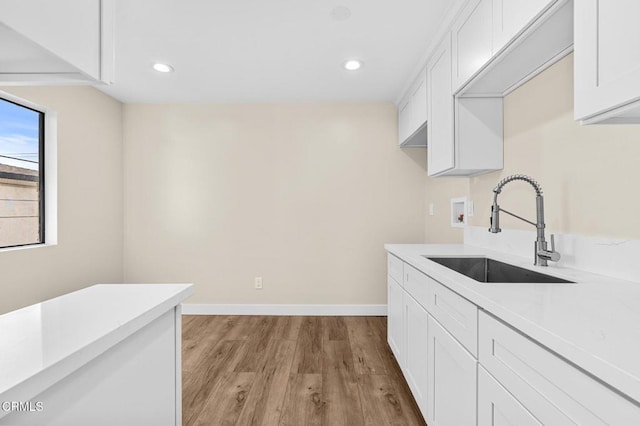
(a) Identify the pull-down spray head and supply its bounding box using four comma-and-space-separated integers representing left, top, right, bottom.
489, 198, 501, 233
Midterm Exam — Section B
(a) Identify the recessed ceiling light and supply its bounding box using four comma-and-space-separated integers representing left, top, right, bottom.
330, 6, 351, 21
344, 60, 362, 71
153, 63, 174, 73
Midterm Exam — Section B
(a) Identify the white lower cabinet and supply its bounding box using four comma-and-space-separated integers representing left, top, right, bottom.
387, 275, 404, 363
404, 293, 430, 418
479, 311, 640, 424
427, 315, 477, 426
387, 253, 640, 426
478, 366, 541, 426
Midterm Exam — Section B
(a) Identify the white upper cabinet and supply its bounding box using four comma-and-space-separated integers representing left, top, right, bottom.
428, 33, 503, 177
0, 0, 114, 84
492, 0, 551, 53
452, 0, 493, 92
456, 0, 572, 97
411, 74, 428, 133
398, 98, 412, 145
427, 34, 455, 175
398, 67, 428, 146
574, 0, 640, 124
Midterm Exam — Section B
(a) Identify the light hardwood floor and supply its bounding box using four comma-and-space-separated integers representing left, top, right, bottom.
182, 315, 426, 426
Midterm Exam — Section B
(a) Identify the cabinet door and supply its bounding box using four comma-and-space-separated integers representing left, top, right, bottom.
452, 0, 493, 91
404, 293, 429, 418
574, 0, 640, 121
478, 366, 541, 426
410, 70, 428, 132
387, 276, 404, 365
492, 0, 550, 53
397, 98, 411, 145
427, 33, 454, 176
427, 315, 477, 426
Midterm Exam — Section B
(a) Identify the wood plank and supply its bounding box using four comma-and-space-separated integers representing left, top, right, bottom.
322, 316, 348, 341
192, 372, 255, 426
234, 316, 278, 372
291, 317, 323, 374
273, 316, 303, 341
183, 340, 244, 426
358, 374, 426, 426
182, 314, 196, 327
366, 316, 387, 342
182, 315, 216, 341
182, 316, 426, 426
183, 316, 235, 374
344, 317, 388, 375
218, 315, 257, 341
279, 373, 324, 426
370, 317, 419, 408
235, 339, 296, 425
322, 340, 364, 426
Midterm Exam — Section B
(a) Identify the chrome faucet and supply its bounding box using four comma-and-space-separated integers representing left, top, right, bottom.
488, 174, 560, 266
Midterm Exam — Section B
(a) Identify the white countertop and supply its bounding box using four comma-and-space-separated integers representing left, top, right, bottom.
385, 244, 640, 404
0, 284, 193, 405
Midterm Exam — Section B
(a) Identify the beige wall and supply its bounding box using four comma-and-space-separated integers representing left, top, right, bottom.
123, 103, 427, 305
7, 52, 637, 312
425, 176, 467, 243
426, 54, 640, 242
0, 86, 123, 314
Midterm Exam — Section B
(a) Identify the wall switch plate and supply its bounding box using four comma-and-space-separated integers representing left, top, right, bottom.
255, 277, 263, 289
429, 203, 435, 216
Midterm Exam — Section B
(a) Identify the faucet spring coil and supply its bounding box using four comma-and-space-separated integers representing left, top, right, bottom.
493, 174, 543, 196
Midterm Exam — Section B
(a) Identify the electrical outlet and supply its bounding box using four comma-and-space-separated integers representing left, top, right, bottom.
429, 203, 435, 216
254, 277, 263, 289
468, 200, 475, 217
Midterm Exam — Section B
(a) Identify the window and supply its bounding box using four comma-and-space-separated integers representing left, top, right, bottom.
0, 97, 45, 249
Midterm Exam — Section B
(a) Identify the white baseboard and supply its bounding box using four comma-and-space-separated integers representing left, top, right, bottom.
181, 304, 388, 316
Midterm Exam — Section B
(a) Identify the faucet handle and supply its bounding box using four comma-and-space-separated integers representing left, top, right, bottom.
546, 234, 561, 262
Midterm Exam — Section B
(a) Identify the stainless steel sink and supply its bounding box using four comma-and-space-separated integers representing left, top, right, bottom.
424, 256, 575, 284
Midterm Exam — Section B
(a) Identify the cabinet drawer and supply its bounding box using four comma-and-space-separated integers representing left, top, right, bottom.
388, 254, 403, 285
403, 264, 430, 310
427, 278, 478, 356
479, 312, 640, 424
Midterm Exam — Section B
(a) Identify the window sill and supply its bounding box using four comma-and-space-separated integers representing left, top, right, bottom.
0, 242, 57, 254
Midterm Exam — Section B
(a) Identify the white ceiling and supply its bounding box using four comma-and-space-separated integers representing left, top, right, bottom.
100, 0, 456, 104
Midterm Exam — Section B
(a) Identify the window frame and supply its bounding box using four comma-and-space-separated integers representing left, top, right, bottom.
0, 91, 56, 252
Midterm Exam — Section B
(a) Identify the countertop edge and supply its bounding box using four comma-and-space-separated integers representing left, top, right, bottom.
0, 284, 193, 408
